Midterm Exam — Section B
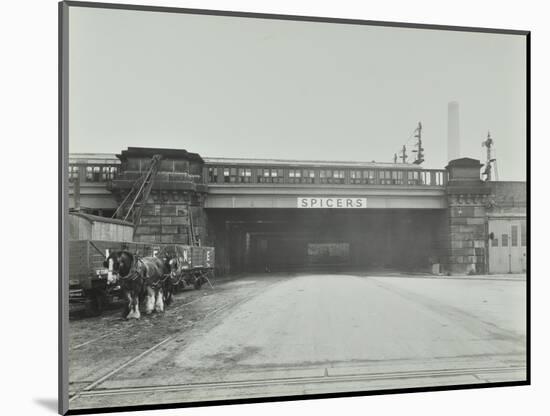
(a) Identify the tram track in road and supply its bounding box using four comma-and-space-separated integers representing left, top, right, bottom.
71, 364, 526, 403
69, 278, 285, 403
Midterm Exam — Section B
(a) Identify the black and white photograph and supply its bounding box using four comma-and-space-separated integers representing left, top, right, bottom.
57, 1, 531, 415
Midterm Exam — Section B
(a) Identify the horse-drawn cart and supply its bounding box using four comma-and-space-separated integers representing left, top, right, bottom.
69, 239, 216, 316
69, 240, 156, 315
158, 245, 215, 290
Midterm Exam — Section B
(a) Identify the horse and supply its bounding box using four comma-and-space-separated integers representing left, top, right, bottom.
104, 250, 168, 319
156, 251, 182, 307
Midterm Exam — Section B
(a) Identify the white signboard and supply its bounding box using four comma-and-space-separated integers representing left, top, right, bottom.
297, 197, 368, 208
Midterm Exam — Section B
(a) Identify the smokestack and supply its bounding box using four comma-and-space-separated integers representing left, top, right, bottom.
447, 101, 460, 161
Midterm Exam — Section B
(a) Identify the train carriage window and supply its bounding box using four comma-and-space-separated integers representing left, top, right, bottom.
364, 170, 377, 184
256, 168, 282, 183
301, 169, 315, 184
85, 166, 102, 182
332, 170, 345, 184
419, 171, 429, 185
229, 167, 238, 183
320, 169, 342, 184
379, 170, 393, 185
275, 169, 284, 183
435, 171, 444, 186
511, 225, 518, 247
350, 170, 361, 184
521, 220, 527, 246
407, 171, 420, 185
288, 169, 302, 184
257, 168, 270, 183
223, 167, 230, 183
238, 168, 252, 183
491, 237, 498, 247
392, 170, 404, 185
69, 165, 79, 182
208, 167, 218, 183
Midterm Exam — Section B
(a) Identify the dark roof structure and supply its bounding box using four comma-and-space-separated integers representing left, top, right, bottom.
117, 147, 204, 163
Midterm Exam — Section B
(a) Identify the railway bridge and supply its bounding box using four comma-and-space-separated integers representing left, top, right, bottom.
69, 147, 526, 275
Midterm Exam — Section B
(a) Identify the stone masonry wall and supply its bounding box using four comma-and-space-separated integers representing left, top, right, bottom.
446, 200, 487, 274
133, 192, 207, 245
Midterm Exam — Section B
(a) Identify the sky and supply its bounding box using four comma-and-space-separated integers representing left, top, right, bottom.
68, 6, 527, 180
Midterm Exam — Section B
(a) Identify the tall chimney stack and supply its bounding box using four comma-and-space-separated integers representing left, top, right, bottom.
447, 101, 460, 161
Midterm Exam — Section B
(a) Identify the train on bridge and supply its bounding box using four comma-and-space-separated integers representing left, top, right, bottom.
68, 148, 526, 280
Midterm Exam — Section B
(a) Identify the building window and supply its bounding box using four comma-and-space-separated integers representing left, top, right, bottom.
511, 225, 518, 247
521, 220, 527, 247
491, 237, 498, 247
238, 168, 252, 183
502, 234, 509, 247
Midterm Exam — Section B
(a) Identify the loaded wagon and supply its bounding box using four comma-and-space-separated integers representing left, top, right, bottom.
157, 244, 215, 290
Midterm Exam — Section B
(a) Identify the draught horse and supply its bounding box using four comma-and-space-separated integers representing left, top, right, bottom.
157, 251, 182, 307
104, 251, 168, 319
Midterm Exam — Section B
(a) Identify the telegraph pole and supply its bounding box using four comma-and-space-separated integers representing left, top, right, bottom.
482, 131, 496, 181
393, 153, 398, 164
399, 145, 408, 163
412, 122, 424, 165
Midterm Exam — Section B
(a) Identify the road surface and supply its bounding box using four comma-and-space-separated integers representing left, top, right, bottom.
68, 273, 527, 410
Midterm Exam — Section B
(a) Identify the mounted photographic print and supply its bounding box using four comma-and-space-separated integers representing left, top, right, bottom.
59, 1, 530, 414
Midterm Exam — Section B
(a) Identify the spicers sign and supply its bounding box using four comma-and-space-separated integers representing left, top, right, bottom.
297, 197, 368, 208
